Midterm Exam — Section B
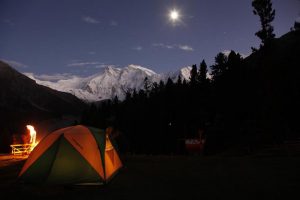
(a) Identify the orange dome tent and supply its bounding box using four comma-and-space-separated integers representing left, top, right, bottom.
18, 125, 122, 185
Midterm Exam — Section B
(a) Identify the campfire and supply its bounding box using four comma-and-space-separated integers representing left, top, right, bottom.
10, 125, 39, 156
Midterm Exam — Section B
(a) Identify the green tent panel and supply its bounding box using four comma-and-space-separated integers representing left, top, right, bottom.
47, 136, 103, 184
88, 127, 106, 171
19, 136, 61, 183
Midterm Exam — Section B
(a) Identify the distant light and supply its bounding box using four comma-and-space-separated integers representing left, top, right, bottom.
169, 9, 180, 22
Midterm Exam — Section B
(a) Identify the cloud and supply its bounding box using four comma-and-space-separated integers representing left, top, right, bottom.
67, 61, 116, 69
24, 73, 74, 81
95, 64, 117, 69
178, 45, 194, 51
152, 43, 174, 49
88, 51, 96, 55
1, 59, 27, 68
132, 46, 143, 51
152, 43, 194, 51
68, 61, 103, 67
82, 16, 99, 24
110, 20, 118, 26
94, 64, 107, 69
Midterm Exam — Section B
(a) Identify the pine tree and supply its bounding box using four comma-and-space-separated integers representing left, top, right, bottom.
113, 95, 119, 105
143, 77, 151, 93
125, 90, 132, 102
252, 0, 275, 47
199, 59, 208, 84
166, 77, 174, 89
159, 80, 165, 91
190, 64, 198, 85
132, 89, 138, 100
177, 75, 182, 86
211, 53, 228, 81
227, 51, 242, 71
138, 89, 146, 100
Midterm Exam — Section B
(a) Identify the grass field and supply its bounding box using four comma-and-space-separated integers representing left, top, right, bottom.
1, 154, 300, 199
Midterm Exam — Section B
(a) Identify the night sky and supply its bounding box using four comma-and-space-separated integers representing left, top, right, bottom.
1, 0, 299, 77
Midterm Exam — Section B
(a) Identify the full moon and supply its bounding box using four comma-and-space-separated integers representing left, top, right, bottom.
169, 9, 179, 21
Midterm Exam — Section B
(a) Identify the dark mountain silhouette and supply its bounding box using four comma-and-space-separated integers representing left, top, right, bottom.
0, 60, 87, 152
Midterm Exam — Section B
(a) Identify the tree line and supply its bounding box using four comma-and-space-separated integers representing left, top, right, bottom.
82, 0, 300, 155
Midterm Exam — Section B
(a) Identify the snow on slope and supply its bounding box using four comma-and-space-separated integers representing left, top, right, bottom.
164, 66, 192, 81
25, 65, 191, 102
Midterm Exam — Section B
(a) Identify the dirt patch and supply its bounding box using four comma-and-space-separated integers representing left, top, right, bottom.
0, 154, 27, 168
1, 154, 300, 199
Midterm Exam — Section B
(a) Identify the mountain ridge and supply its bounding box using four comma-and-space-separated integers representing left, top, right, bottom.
0, 60, 87, 115
25, 65, 192, 102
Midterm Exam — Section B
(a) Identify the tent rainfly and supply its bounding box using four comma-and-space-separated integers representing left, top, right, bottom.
18, 125, 122, 185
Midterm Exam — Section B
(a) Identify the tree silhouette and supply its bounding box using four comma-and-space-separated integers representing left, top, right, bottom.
166, 77, 174, 89
113, 95, 119, 105
227, 51, 243, 72
252, 0, 275, 47
143, 77, 151, 94
294, 20, 300, 30
176, 75, 182, 86
210, 52, 228, 82
159, 80, 165, 91
190, 64, 198, 85
199, 59, 208, 84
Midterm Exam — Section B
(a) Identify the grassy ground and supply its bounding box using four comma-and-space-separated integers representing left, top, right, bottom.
1, 154, 300, 199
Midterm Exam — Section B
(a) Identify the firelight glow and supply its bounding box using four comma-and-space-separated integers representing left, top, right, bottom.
26, 125, 36, 145
10, 125, 38, 156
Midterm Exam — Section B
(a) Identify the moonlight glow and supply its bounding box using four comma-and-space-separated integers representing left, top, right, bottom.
169, 9, 180, 22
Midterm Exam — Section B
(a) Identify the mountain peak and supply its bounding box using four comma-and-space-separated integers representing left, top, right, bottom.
103, 65, 121, 75
24, 65, 192, 102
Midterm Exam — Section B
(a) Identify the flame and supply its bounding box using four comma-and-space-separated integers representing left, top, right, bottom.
10, 125, 38, 156
26, 125, 36, 145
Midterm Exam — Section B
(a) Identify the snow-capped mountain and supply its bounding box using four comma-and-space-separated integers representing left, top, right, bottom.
164, 66, 192, 81
25, 65, 192, 102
